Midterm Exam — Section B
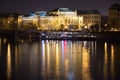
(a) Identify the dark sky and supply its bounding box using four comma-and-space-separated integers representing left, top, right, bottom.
0, 0, 120, 15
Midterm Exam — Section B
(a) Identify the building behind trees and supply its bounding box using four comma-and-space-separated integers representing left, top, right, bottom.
18, 8, 101, 31
0, 8, 102, 31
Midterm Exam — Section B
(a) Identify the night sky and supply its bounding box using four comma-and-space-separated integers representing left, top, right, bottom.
0, 0, 120, 15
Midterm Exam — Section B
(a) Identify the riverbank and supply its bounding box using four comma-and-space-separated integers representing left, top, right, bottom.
0, 30, 120, 42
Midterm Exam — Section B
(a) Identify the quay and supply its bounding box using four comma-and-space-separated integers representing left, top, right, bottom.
41, 31, 96, 40
0, 30, 120, 42
0, 30, 96, 41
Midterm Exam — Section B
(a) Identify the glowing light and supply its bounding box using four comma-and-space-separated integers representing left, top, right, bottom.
8, 21, 10, 23
84, 26, 88, 29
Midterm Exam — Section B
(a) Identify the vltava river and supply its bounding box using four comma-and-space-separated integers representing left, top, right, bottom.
0, 38, 120, 80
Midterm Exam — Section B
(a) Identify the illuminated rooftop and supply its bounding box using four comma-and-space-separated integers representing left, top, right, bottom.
48, 8, 74, 12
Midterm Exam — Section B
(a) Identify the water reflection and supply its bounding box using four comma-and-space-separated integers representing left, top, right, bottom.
111, 44, 115, 80
82, 41, 91, 80
7, 43, 12, 80
0, 38, 1, 57
0, 39, 120, 80
103, 42, 115, 80
104, 42, 108, 80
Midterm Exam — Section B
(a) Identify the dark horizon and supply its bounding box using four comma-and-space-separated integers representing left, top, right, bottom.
0, 0, 120, 15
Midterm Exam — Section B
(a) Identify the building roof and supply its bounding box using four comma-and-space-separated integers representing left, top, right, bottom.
77, 9, 100, 15
109, 4, 120, 11
48, 8, 74, 12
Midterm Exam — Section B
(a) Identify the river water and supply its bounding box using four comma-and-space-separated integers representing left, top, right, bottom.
0, 38, 120, 80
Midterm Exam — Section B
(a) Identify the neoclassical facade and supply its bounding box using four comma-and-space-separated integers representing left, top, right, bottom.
18, 8, 101, 30
77, 10, 101, 28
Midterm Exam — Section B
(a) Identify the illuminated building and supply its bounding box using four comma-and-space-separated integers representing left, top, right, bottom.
18, 13, 40, 28
18, 8, 101, 30
108, 4, 120, 30
46, 8, 79, 30
77, 10, 101, 29
18, 8, 80, 30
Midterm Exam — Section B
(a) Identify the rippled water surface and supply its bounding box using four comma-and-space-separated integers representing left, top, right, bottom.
0, 38, 120, 80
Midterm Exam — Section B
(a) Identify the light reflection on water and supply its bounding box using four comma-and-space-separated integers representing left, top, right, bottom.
111, 44, 115, 80
103, 42, 115, 80
0, 39, 120, 80
7, 44, 12, 80
104, 42, 108, 80
0, 38, 1, 57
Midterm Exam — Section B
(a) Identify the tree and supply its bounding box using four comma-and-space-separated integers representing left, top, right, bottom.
60, 24, 64, 30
